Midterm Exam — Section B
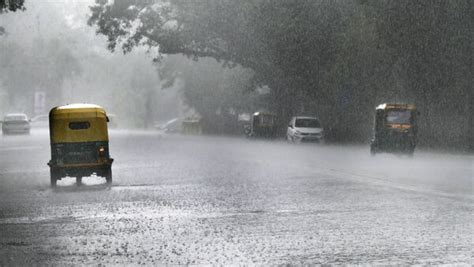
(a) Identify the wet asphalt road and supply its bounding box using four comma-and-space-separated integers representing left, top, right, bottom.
0, 129, 472, 265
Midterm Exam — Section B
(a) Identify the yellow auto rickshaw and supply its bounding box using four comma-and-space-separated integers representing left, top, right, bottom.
48, 104, 113, 187
182, 118, 202, 135
370, 103, 418, 155
245, 111, 278, 138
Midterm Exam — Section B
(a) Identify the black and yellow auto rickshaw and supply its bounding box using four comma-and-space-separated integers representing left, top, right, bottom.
182, 117, 202, 135
370, 103, 418, 155
245, 111, 277, 138
48, 104, 113, 187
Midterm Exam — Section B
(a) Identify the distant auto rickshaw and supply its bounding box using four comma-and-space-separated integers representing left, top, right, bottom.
245, 111, 277, 138
370, 103, 418, 155
182, 118, 202, 134
48, 104, 113, 187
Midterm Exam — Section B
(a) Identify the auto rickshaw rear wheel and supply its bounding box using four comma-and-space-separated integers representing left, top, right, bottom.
105, 167, 112, 185
50, 168, 58, 188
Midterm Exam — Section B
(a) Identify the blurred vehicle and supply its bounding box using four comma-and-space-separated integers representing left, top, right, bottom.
155, 118, 181, 133
370, 103, 418, 156
182, 117, 202, 134
238, 113, 251, 135
245, 111, 277, 138
287, 116, 324, 143
47, 104, 113, 187
30, 114, 49, 128
1, 113, 30, 135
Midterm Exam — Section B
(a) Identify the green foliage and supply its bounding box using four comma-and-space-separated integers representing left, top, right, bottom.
0, 0, 25, 13
160, 55, 258, 134
0, 38, 82, 112
89, 0, 472, 149
0, 0, 25, 36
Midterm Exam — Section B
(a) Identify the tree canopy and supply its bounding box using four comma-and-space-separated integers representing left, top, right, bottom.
0, 0, 24, 13
89, 0, 472, 149
0, 0, 25, 36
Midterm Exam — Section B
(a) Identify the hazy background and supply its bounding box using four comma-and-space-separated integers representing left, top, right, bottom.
0, 0, 472, 150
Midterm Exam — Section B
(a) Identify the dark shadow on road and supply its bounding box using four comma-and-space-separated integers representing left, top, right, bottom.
52, 183, 112, 193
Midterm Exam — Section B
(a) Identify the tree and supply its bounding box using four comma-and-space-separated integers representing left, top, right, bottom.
88, 0, 349, 123
0, 0, 25, 13
0, 37, 82, 113
0, 0, 25, 36
89, 0, 472, 148
360, 0, 473, 149
159, 55, 257, 134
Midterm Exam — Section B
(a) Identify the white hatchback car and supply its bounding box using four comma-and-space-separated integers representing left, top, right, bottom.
1, 113, 31, 135
287, 116, 324, 143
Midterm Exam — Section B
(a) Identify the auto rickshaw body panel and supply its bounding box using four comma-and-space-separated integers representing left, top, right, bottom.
182, 118, 202, 135
371, 103, 418, 155
50, 104, 109, 143
247, 111, 277, 138
48, 104, 113, 186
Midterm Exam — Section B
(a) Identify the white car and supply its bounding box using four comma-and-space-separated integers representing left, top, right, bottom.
1, 113, 31, 135
287, 116, 324, 143
155, 118, 181, 133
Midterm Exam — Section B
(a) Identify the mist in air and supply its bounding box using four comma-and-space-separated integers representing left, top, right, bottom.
0, 0, 472, 265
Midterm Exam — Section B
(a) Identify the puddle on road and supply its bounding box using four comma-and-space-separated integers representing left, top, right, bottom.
51, 186, 112, 193
0, 215, 79, 225
48, 181, 161, 193
111, 184, 159, 191
2, 241, 30, 247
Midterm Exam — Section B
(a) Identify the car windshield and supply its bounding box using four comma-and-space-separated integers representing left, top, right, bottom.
386, 110, 411, 124
5, 115, 27, 121
295, 118, 321, 128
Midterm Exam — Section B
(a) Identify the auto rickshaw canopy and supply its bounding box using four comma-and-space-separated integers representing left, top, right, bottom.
376, 103, 416, 111
49, 104, 109, 143
252, 111, 276, 127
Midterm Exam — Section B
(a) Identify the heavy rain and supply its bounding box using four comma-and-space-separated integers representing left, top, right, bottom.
0, 0, 472, 265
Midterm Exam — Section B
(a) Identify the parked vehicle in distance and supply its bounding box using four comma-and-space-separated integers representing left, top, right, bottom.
155, 118, 181, 133
1, 113, 31, 135
287, 116, 324, 143
48, 104, 113, 187
370, 103, 418, 156
30, 114, 49, 128
245, 111, 278, 138
182, 117, 202, 135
